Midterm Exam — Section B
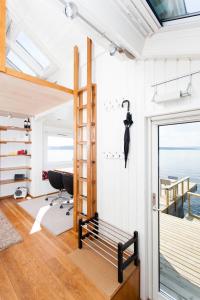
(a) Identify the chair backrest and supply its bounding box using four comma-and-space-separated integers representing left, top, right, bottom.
48, 171, 63, 190
62, 173, 73, 196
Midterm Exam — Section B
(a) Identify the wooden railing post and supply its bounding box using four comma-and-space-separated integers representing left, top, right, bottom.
181, 181, 184, 203
166, 190, 170, 207
187, 178, 190, 191
188, 192, 191, 216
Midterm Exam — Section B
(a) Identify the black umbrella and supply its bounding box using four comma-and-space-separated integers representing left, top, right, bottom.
122, 100, 133, 168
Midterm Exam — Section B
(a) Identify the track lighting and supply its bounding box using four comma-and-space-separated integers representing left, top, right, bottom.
64, 1, 78, 19
62, 1, 135, 60
109, 43, 118, 56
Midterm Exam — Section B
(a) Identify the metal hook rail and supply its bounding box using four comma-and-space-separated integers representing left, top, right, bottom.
151, 70, 200, 88
78, 212, 139, 283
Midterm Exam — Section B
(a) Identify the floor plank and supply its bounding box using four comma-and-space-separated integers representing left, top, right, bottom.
160, 213, 200, 298
0, 198, 104, 300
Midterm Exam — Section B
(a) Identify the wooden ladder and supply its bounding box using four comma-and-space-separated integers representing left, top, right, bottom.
73, 38, 96, 231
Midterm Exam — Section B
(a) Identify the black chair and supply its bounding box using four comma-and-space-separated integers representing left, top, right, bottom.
61, 173, 74, 215
45, 171, 66, 206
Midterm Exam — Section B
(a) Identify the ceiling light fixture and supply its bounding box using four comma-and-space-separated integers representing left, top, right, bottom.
64, 1, 78, 19
109, 43, 118, 56
62, 1, 135, 59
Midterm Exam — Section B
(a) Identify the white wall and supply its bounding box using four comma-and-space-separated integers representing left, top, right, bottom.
82, 53, 200, 300
30, 120, 73, 197
40, 43, 200, 299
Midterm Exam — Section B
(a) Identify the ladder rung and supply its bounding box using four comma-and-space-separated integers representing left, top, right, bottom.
78, 122, 95, 128
77, 141, 95, 145
77, 103, 95, 110
78, 141, 87, 145
78, 159, 95, 163
79, 212, 88, 219
79, 194, 87, 200
79, 177, 96, 183
79, 177, 87, 182
78, 104, 87, 110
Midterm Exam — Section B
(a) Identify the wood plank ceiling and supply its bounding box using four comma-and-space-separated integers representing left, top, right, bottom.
0, 72, 73, 116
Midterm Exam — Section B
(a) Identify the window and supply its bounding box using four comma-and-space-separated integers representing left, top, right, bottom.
7, 50, 36, 76
147, 0, 200, 23
47, 135, 74, 164
16, 32, 50, 70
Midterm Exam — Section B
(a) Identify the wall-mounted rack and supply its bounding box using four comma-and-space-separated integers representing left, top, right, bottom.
78, 213, 139, 283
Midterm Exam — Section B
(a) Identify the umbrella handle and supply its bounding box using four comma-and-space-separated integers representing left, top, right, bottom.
121, 100, 130, 112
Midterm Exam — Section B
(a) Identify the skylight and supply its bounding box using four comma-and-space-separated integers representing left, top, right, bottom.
16, 32, 50, 69
147, 0, 200, 24
7, 50, 36, 76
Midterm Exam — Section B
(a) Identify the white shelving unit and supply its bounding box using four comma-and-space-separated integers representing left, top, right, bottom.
0, 122, 32, 198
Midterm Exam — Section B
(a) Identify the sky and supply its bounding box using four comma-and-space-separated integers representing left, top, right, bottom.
185, 0, 200, 13
159, 122, 200, 148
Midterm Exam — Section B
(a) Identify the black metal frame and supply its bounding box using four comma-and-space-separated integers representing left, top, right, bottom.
78, 212, 139, 283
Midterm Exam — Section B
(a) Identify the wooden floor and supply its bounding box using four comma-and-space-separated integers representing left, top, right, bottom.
160, 213, 200, 299
0, 197, 105, 300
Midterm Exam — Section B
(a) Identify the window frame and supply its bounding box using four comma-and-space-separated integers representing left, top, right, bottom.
6, 18, 58, 79
146, 0, 200, 26
43, 131, 74, 170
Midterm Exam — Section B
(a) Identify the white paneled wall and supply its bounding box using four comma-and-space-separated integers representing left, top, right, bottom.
30, 120, 73, 197
38, 47, 200, 299
77, 53, 200, 300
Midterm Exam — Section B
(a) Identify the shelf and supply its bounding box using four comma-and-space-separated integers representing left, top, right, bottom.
0, 154, 31, 157
0, 140, 32, 144
0, 178, 31, 185
0, 166, 32, 171
0, 126, 32, 132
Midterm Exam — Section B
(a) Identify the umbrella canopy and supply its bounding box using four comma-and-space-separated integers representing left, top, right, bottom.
122, 100, 133, 168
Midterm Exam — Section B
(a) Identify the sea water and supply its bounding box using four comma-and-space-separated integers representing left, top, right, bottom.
159, 148, 200, 217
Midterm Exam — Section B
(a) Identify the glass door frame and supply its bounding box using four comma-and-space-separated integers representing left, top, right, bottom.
148, 110, 200, 300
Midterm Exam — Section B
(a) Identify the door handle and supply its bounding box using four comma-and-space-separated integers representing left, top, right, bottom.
152, 206, 163, 212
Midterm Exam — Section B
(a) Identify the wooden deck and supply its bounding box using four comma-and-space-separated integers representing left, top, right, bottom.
160, 213, 200, 299
160, 180, 197, 211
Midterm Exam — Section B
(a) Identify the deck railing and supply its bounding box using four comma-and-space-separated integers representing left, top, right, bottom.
162, 176, 190, 207
187, 192, 200, 219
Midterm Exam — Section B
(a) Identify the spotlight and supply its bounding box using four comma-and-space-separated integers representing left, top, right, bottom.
109, 43, 118, 56
64, 2, 78, 19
